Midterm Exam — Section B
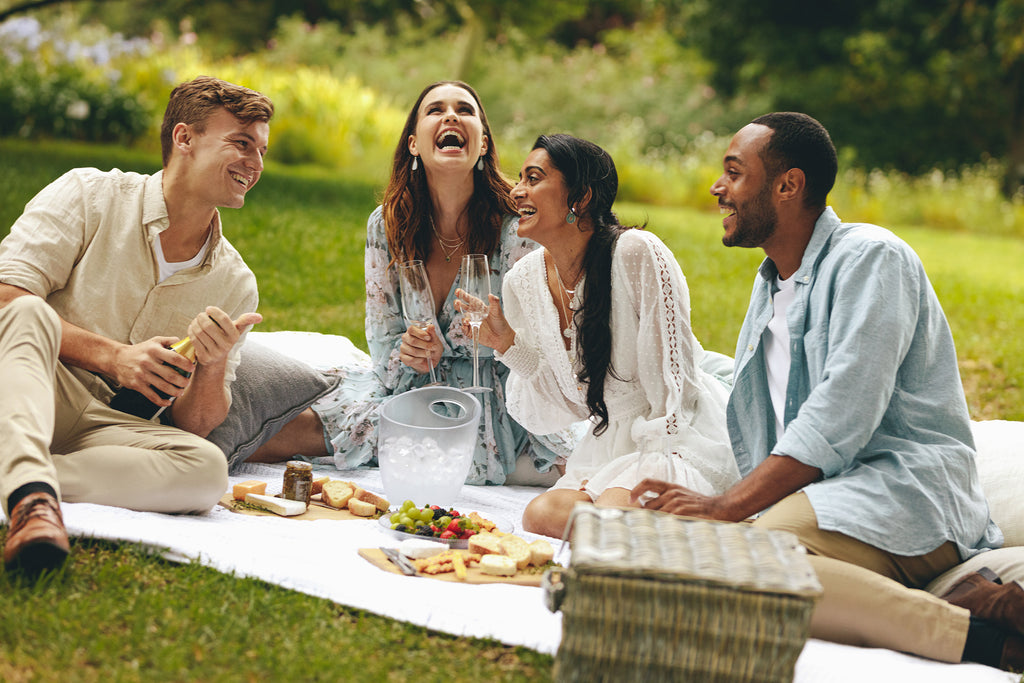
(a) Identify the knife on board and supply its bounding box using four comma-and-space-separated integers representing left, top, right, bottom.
380, 547, 418, 576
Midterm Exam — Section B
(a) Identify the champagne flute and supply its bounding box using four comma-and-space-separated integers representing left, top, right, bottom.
398, 260, 439, 384
460, 254, 491, 394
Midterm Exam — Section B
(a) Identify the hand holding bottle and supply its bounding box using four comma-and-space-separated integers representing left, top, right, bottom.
109, 309, 261, 418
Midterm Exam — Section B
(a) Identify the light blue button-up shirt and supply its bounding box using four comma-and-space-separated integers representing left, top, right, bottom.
727, 207, 1001, 559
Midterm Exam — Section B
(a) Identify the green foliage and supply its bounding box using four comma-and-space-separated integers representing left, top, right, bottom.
0, 16, 150, 143
675, 0, 1024, 192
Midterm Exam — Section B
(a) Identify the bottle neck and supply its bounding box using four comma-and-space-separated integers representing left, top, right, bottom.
170, 337, 196, 362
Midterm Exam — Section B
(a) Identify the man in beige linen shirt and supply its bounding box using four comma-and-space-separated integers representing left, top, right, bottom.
0, 76, 272, 574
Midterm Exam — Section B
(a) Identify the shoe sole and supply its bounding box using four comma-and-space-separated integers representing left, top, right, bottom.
4, 539, 69, 574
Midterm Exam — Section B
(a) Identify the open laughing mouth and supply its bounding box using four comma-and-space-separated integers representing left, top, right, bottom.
435, 129, 465, 151
518, 207, 537, 219
230, 172, 251, 188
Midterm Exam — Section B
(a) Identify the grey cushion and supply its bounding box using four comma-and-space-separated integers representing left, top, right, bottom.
206, 338, 340, 471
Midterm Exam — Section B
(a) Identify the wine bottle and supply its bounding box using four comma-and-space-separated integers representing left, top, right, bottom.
108, 337, 196, 419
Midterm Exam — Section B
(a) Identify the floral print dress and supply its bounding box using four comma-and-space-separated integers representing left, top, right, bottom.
312, 206, 580, 484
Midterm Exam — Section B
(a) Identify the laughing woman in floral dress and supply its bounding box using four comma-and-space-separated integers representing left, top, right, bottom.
251, 81, 579, 484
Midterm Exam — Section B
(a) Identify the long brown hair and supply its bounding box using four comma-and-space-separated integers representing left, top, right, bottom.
381, 81, 515, 267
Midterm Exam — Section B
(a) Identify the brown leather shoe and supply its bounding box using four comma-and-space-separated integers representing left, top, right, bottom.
3, 492, 69, 572
941, 568, 1024, 636
1003, 632, 1024, 673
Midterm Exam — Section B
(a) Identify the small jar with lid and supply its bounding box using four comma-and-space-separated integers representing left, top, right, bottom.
282, 460, 313, 505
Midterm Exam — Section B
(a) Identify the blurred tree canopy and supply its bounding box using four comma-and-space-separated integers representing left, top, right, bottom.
3, 0, 1023, 193
671, 0, 1024, 194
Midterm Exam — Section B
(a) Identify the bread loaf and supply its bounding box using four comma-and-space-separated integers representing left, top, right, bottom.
310, 476, 330, 496
528, 539, 555, 566
347, 497, 377, 517
467, 532, 503, 556
498, 535, 532, 570
321, 481, 354, 509
354, 487, 390, 512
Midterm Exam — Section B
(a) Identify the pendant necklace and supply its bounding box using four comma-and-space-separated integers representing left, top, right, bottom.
549, 252, 583, 340
429, 213, 465, 263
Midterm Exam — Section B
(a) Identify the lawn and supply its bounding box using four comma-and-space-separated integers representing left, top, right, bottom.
1, 139, 1022, 681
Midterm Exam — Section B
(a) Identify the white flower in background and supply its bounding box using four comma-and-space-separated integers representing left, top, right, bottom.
66, 100, 90, 120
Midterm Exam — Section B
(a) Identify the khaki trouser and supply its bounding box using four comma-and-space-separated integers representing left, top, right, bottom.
754, 492, 970, 663
0, 296, 227, 518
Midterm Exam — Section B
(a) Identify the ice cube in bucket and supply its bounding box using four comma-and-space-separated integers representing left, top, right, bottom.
378, 386, 481, 508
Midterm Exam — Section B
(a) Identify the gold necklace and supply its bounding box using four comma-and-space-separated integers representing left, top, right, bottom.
429, 213, 465, 262
549, 252, 583, 339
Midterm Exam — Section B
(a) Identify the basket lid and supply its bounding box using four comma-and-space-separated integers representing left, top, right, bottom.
562, 503, 822, 597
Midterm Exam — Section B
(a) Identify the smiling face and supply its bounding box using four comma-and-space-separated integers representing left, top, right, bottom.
710, 123, 779, 249
407, 84, 488, 174
510, 148, 571, 245
180, 107, 269, 210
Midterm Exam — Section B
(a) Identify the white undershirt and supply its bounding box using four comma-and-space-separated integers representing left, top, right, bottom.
154, 232, 211, 283
764, 274, 796, 443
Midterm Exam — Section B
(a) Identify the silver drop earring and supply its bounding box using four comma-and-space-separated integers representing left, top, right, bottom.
566, 207, 577, 224
477, 156, 484, 171
412, 156, 418, 171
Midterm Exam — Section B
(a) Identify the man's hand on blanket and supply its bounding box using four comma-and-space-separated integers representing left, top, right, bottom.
630, 479, 726, 520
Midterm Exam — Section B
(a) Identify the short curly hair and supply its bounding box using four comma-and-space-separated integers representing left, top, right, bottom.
751, 112, 837, 209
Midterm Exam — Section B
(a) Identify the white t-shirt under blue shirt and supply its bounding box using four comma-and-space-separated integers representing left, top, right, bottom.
764, 274, 796, 443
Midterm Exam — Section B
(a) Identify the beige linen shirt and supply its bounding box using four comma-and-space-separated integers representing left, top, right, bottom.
0, 167, 258, 403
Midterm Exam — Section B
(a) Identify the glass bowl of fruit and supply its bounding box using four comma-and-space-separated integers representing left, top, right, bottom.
379, 499, 512, 548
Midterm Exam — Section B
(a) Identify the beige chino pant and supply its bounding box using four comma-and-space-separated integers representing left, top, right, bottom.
755, 492, 970, 663
1, 296, 227, 518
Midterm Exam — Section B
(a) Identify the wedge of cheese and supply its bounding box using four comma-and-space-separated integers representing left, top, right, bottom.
232, 480, 267, 501
244, 493, 306, 516
479, 554, 517, 576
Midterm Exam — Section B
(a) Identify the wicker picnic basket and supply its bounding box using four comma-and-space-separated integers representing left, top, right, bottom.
543, 504, 822, 683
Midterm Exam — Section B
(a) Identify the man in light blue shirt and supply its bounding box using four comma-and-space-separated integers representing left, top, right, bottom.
632, 112, 1021, 671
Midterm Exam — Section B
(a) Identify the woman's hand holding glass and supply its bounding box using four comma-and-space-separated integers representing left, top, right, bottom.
455, 292, 515, 354
398, 260, 441, 382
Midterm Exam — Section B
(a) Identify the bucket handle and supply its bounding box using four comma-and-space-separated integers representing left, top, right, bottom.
428, 398, 469, 420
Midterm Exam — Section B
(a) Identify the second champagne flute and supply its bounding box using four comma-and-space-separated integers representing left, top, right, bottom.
398, 260, 438, 384
460, 253, 491, 393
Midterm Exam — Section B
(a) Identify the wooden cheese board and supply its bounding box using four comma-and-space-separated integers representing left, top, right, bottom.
358, 548, 553, 586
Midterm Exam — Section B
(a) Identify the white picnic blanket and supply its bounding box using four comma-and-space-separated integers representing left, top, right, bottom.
57, 463, 1014, 682
24, 331, 1022, 681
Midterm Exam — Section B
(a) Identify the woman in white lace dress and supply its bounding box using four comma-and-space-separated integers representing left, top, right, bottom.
461, 134, 740, 537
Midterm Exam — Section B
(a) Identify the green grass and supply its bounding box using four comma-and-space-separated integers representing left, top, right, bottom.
1, 138, 1022, 680
0, 537, 551, 682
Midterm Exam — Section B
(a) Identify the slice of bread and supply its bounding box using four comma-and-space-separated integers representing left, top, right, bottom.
321, 481, 354, 509
310, 476, 330, 496
354, 487, 390, 512
347, 497, 377, 517
467, 532, 503, 556
498, 535, 532, 570
528, 539, 555, 566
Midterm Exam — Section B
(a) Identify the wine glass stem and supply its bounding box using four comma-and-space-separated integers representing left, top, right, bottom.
428, 357, 438, 384
471, 323, 481, 388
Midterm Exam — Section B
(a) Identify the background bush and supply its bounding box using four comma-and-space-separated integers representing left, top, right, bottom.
1, 10, 1022, 237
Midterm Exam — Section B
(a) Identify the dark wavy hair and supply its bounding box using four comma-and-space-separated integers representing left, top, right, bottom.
751, 112, 837, 210
381, 81, 515, 268
532, 134, 643, 436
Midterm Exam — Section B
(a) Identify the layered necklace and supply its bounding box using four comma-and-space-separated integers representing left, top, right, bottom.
429, 213, 465, 263
548, 252, 584, 340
